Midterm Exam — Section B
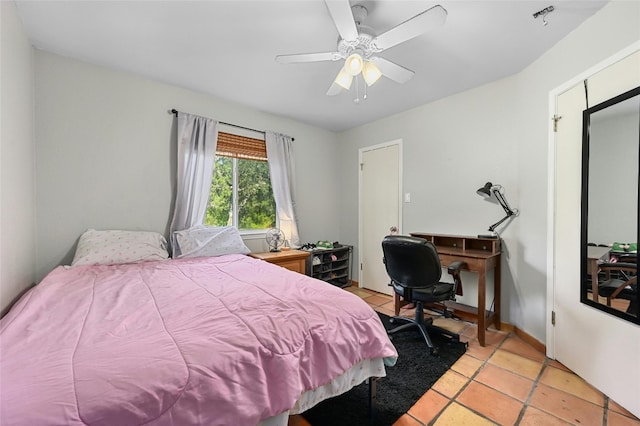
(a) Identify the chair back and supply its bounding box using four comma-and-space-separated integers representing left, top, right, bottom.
382, 235, 442, 288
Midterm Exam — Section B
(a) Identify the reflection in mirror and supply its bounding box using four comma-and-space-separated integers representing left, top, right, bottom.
581, 86, 640, 324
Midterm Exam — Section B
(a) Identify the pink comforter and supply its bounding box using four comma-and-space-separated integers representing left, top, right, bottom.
0, 254, 397, 425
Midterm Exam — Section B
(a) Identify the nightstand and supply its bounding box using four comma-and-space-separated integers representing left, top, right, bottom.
249, 250, 310, 274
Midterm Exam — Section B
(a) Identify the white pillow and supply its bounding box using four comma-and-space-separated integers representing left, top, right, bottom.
71, 229, 169, 267
173, 225, 250, 259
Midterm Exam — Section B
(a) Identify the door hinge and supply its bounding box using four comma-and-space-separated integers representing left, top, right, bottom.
360, 263, 363, 271
360, 163, 364, 171
551, 310, 556, 326
552, 115, 562, 132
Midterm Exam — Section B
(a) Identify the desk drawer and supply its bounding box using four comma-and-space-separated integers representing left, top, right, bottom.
439, 254, 485, 272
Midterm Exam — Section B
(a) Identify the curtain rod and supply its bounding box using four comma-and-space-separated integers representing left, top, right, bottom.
170, 109, 294, 141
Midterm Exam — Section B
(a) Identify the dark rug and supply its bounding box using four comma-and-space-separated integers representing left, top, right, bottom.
302, 312, 467, 426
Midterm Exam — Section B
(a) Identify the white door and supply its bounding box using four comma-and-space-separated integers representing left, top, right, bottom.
359, 141, 402, 295
550, 48, 639, 417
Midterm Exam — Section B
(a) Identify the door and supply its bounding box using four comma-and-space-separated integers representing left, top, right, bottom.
359, 141, 402, 295
550, 48, 640, 417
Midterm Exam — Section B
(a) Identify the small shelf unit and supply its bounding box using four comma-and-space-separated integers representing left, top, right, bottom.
304, 245, 353, 288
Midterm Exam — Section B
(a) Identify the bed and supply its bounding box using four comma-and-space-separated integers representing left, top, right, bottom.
0, 228, 397, 425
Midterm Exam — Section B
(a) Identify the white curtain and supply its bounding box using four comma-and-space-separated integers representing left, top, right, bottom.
169, 112, 218, 253
265, 131, 300, 248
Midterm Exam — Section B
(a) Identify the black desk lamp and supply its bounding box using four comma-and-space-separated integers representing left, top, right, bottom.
476, 182, 519, 238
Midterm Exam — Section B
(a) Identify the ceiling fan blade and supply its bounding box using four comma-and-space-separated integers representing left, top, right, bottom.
326, 82, 343, 96
370, 57, 415, 84
276, 52, 342, 64
324, 0, 358, 42
372, 5, 447, 51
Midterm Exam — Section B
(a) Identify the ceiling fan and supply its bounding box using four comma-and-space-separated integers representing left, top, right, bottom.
275, 0, 447, 100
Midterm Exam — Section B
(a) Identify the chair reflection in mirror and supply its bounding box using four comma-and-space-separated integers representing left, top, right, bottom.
597, 261, 638, 316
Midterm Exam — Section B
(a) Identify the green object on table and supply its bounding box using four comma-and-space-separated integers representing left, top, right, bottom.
612, 242, 637, 252
316, 240, 334, 249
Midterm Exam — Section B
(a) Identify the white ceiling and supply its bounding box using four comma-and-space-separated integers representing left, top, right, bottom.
14, 0, 608, 132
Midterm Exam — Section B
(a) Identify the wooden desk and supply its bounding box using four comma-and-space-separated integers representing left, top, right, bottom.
249, 250, 310, 274
410, 233, 501, 346
587, 246, 611, 301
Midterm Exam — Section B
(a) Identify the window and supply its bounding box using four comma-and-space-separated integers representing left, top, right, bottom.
205, 132, 276, 231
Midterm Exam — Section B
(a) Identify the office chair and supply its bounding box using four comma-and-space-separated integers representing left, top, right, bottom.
382, 235, 466, 354
597, 261, 638, 315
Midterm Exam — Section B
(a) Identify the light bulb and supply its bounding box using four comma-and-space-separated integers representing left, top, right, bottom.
334, 67, 353, 90
344, 53, 364, 76
362, 61, 382, 86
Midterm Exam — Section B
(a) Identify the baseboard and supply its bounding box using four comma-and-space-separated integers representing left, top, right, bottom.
512, 325, 546, 354
481, 321, 545, 355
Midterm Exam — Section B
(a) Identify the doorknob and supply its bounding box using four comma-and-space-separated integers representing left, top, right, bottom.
389, 226, 398, 235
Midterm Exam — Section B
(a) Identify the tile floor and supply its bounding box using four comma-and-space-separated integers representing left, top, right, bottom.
289, 286, 640, 426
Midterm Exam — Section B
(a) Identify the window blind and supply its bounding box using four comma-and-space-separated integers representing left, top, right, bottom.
216, 132, 267, 161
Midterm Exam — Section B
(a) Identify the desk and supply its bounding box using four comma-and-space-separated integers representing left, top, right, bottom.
409, 233, 501, 346
587, 246, 611, 301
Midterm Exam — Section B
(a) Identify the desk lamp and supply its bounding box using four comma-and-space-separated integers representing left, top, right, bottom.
476, 182, 519, 238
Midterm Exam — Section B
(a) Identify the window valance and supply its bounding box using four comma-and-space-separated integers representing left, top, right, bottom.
216, 132, 267, 161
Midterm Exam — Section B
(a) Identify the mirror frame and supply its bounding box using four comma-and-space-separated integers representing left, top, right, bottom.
580, 85, 640, 324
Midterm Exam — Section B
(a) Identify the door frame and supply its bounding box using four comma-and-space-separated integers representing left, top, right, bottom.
546, 40, 640, 358
358, 139, 403, 289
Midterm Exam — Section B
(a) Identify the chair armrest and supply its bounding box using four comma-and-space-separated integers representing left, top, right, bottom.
447, 261, 467, 274
447, 261, 467, 296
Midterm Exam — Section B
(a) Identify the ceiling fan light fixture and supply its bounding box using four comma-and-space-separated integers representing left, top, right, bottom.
334, 67, 353, 90
362, 61, 382, 86
344, 53, 364, 76
276, 1, 449, 100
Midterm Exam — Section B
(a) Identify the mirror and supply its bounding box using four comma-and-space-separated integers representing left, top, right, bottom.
581, 85, 640, 324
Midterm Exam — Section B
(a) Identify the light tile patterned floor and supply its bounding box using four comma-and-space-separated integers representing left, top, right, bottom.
289, 286, 640, 426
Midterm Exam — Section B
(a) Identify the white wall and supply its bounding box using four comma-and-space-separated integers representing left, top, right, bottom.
0, 2, 36, 313
337, 0, 640, 342
34, 51, 340, 280
337, 76, 519, 313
